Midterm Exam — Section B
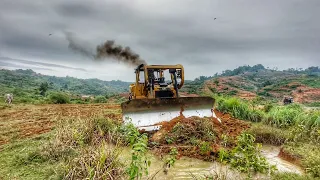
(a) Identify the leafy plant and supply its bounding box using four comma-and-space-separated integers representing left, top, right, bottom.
120, 123, 151, 180
219, 133, 276, 174
163, 147, 179, 175
199, 141, 211, 155
165, 136, 175, 144
220, 134, 233, 147
218, 148, 230, 164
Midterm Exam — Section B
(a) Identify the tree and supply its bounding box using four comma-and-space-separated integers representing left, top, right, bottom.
39, 82, 49, 96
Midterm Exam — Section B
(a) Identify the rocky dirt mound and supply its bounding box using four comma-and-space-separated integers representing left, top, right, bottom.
148, 110, 250, 161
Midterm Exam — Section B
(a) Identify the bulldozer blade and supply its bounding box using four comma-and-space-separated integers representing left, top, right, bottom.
121, 97, 217, 131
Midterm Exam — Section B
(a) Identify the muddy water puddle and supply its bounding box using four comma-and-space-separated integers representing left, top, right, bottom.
121, 145, 303, 179
146, 156, 242, 180
260, 145, 304, 175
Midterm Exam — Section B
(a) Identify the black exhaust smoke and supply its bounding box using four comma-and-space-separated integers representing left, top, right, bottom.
65, 32, 147, 66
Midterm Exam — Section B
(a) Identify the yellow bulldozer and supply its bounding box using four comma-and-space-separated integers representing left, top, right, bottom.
121, 64, 216, 131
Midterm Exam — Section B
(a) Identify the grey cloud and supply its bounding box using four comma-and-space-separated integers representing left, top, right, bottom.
0, 57, 87, 71
0, 0, 319, 81
0, 61, 55, 71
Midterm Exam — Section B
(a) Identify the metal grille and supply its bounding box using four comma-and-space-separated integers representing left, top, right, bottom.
155, 90, 174, 98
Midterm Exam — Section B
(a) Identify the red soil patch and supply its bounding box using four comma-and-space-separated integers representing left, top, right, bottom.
278, 147, 302, 166
119, 93, 130, 98
292, 86, 320, 104
237, 91, 256, 100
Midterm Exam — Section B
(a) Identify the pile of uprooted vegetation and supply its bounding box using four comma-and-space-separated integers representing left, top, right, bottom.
147, 110, 251, 161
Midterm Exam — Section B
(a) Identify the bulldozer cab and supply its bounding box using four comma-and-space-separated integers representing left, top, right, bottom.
133, 64, 184, 99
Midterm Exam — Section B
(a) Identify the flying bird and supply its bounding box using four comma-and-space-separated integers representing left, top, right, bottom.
48, 34, 52, 36
214, 18, 217, 20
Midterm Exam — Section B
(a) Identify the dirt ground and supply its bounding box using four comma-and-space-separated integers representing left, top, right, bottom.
0, 104, 121, 146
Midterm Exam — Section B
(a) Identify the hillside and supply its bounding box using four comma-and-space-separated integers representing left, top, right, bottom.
0, 69, 132, 97
2, 65, 319, 106
182, 65, 320, 106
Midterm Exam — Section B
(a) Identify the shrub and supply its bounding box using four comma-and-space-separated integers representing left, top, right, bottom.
218, 133, 275, 174
257, 91, 271, 97
214, 79, 219, 86
49, 92, 70, 104
94, 95, 107, 103
227, 90, 238, 96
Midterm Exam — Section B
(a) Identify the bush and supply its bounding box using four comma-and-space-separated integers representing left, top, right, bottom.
49, 92, 70, 104
94, 95, 107, 103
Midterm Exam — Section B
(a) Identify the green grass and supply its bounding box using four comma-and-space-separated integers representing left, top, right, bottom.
263, 104, 303, 128
0, 134, 64, 180
216, 96, 265, 122
246, 123, 289, 146
271, 172, 317, 180
283, 142, 320, 178
0, 113, 130, 180
305, 102, 320, 107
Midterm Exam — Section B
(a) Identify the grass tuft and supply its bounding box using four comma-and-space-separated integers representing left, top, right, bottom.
65, 142, 125, 180
247, 123, 289, 145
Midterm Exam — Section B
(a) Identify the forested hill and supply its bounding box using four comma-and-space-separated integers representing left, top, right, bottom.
0, 69, 132, 96
182, 65, 320, 106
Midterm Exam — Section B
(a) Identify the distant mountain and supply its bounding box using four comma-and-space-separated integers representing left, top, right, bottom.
182, 65, 320, 105
0, 69, 132, 96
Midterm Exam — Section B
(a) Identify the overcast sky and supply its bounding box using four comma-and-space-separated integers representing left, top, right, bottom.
0, 0, 319, 81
